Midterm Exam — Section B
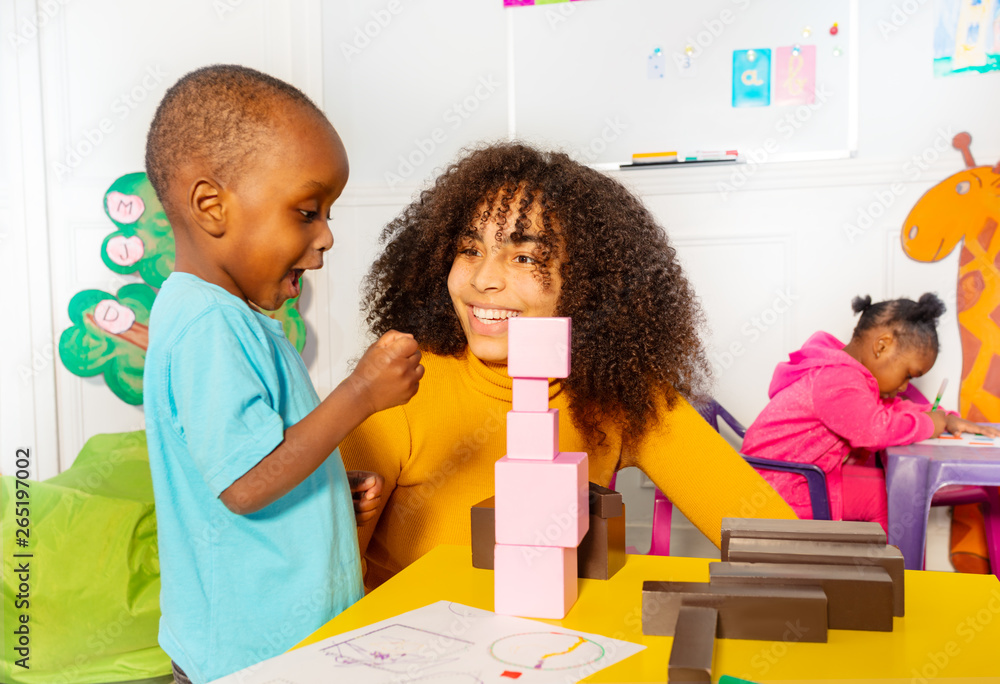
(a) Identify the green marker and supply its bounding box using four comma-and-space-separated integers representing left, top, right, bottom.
719, 677, 762, 684
931, 378, 948, 411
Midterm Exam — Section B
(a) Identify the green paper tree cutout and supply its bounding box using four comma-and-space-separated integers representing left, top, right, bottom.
59, 172, 308, 405
274, 298, 307, 353
58, 284, 156, 405
101, 172, 174, 288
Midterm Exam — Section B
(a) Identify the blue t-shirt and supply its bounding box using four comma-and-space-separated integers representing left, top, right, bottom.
143, 273, 363, 683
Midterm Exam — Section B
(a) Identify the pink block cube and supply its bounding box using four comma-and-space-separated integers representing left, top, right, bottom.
508, 317, 571, 379
507, 409, 559, 460
512, 377, 549, 412
495, 452, 589, 546
494, 543, 577, 618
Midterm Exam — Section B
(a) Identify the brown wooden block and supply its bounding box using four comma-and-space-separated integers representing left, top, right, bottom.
721, 517, 886, 560
642, 581, 828, 642
472, 496, 626, 580
471, 496, 495, 570
668, 606, 717, 683
709, 561, 894, 631
578, 505, 627, 580
726, 537, 905, 617
589, 481, 624, 519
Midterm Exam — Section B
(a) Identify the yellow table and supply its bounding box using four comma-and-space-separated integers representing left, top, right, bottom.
297, 545, 1000, 683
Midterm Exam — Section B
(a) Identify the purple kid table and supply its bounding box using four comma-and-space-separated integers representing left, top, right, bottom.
885, 431, 1000, 574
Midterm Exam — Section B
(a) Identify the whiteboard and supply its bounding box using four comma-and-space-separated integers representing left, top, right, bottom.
510, 0, 859, 166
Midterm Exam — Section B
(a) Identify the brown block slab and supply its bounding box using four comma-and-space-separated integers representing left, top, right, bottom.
471, 496, 495, 570
472, 496, 626, 580
721, 517, 886, 560
726, 537, 905, 617
668, 606, 717, 683
642, 581, 828, 643
709, 561, 894, 631
589, 481, 624, 519
578, 505, 627, 580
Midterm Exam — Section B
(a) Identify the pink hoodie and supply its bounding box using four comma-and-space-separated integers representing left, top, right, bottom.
741, 331, 935, 520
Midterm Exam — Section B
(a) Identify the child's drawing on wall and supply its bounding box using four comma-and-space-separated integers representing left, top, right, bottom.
934, 0, 1000, 77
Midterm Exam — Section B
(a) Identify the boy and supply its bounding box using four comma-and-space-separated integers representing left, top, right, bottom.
143, 65, 423, 683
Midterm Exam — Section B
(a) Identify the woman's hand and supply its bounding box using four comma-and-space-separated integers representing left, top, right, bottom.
944, 414, 1000, 438
348, 470, 384, 526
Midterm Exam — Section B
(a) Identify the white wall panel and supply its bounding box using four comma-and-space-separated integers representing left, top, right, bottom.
2, 0, 59, 479
675, 236, 793, 423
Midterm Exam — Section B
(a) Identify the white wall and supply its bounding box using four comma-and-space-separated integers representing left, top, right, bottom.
1, 0, 58, 479
322, 0, 999, 429
3, 0, 999, 475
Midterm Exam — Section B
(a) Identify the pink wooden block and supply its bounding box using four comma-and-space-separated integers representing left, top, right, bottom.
495, 452, 589, 546
508, 317, 571, 379
494, 543, 577, 618
512, 377, 549, 412
506, 409, 559, 460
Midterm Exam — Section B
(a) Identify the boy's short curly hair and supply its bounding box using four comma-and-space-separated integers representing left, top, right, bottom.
363, 142, 711, 446
145, 64, 323, 218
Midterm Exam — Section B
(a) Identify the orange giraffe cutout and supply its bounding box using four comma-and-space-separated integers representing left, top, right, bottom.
900, 132, 1000, 421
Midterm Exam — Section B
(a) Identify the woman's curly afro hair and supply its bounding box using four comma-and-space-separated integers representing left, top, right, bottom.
363, 141, 710, 446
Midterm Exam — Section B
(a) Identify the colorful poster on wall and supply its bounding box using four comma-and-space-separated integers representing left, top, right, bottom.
934, 0, 1000, 77
504, 0, 587, 6
773, 45, 816, 105
732, 49, 771, 107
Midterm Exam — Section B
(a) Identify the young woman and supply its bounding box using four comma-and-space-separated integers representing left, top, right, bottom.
341, 142, 795, 590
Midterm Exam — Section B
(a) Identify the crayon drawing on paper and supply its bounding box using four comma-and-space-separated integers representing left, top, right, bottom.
934, 0, 1000, 76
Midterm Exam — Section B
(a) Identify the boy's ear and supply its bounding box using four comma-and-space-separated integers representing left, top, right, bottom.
188, 178, 227, 238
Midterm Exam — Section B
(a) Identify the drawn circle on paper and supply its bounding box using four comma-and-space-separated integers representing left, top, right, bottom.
106, 191, 145, 224
489, 632, 605, 671
93, 299, 136, 335
105, 235, 146, 266
448, 603, 479, 618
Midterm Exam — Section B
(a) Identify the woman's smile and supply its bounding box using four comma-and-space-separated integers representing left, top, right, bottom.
467, 304, 522, 335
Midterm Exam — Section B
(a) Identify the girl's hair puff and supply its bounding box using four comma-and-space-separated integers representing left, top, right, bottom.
362, 141, 710, 446
850, 293, 946, 354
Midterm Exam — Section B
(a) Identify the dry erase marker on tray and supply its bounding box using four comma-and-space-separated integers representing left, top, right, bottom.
631, 151, 677, 164
688, 150, 739, 161
622, 150, 738, 170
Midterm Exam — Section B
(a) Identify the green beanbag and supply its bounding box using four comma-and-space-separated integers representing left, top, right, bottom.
1, 431, 170, 684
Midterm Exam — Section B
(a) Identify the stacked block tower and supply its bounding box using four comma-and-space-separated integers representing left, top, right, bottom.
494, 317, 589, 619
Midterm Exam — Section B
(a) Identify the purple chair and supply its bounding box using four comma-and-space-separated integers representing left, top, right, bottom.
694, 399, 832, 521
608, 471, 672, 556
610, 398, 832, 558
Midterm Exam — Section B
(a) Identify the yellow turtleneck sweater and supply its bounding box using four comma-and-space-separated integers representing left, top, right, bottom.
341, 350, 795, 591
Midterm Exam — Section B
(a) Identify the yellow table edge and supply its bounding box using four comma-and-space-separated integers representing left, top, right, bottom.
292, 545, 1000, 683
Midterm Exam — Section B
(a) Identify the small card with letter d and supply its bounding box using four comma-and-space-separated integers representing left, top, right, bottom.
732, 48, 771, 107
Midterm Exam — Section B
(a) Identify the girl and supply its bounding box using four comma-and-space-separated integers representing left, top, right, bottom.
742, 294, 1000, 531
340, 142, 795, 591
